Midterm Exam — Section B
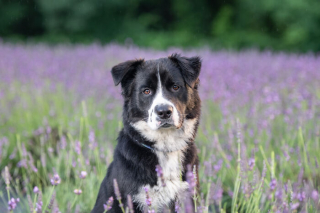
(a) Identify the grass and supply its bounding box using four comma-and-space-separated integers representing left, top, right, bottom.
0, 43, 319, 212
0, 81, 319, 213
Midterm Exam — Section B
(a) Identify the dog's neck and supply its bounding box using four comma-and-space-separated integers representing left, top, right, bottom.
130, 118, 198, 211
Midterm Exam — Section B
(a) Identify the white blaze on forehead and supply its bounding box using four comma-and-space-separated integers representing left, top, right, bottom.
147, 64, 180, 130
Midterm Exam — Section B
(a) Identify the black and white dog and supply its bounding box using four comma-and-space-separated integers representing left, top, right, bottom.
92, 54, 201, 213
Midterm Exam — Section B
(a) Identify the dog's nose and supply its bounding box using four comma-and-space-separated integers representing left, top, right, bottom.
155, 105, 173, 119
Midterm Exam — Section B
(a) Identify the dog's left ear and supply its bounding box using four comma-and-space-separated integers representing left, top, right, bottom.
169, 53, 201, 88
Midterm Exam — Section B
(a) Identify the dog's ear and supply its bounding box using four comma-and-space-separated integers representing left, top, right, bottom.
111, 59, 144, 86
168, 53, 201, 88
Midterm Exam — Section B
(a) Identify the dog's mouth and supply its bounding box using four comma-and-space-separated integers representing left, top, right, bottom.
160, 123, 173, 128
157, 119, 176, 129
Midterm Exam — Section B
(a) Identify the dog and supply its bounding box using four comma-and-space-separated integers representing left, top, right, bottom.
91, 54, 202, 213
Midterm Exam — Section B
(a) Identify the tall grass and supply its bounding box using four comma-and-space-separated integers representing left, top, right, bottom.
0, 43, 319, 212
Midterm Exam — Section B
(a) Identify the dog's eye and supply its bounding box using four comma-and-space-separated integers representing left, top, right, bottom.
172, 85, 180, 91
143, 89, 151, 95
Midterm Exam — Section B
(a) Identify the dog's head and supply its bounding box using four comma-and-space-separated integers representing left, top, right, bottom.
111, 54, 201, 131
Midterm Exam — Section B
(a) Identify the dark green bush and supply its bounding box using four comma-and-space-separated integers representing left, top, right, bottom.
0, 0, 319, 52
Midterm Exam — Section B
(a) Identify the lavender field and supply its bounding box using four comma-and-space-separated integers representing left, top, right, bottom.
0, 42, 320, 212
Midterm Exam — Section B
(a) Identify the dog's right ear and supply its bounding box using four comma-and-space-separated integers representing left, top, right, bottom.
111, 59, 144, 86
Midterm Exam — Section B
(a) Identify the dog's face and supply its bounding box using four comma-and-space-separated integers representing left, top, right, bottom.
111, 54, 201, 131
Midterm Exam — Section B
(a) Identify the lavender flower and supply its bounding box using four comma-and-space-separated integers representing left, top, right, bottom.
186, 165, 196, 193
50, 174, 61, 186
103, 196, 114, 211
35, 191, 43, 213
311, 190, 319, 202
89, 131, 98, 149
60, 136, 67, 150
213, 159, 223, 172
213, 186, 223, 202
33, 186, 39, 194
269, 178, 277, 191
248, 158, 255, 170
144, 187, 152, 207
35, 201, 43, 213
127, 195, 134, 213
296, 191, 305, 202
184, 196, 193, 213
79, 171, 87, 179
89, 131, 95, 143
5, 166, 10, 185
291, 202, 300, 210
75, 141, 81, 155
113, 179, 121, 200
27, 194, 33, 212
275, 189, 283, 200
175, 201, 180, 213
8, 198, 20, 211
155, 165, 166, 187
74, 189, 82, 195
46, 192, 56, 212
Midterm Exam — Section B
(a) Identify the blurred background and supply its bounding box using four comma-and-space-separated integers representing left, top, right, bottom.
1, 1, 320, 212
1, 0, 320, 52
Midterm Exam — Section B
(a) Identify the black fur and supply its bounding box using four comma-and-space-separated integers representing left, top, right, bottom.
91, 54, 202, 213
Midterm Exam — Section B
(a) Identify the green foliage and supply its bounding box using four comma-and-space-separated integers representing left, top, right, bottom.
1, 0, 320, 51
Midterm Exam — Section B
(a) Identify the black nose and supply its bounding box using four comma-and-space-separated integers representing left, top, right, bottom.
155, 105, 173, 119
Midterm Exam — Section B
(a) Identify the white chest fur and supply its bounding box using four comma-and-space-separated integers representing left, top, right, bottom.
131, 118, 197, 211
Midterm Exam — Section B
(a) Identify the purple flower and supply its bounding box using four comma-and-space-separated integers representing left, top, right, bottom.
291, 202, 300, 210
144, 187, 152, 207
186, 165, 196, 193
74, 189, 82, 195
75, 141, 81, 155
127, 195, 134, 213
79, 171, 87, 179
33, 186, 39, 194
269, 179, 277, 191
113, 179, 121, 200
89, 131, 95, 143
248, 158, 255, 170
35, 201, 43, 212
8, 198, 20, 211
296, 191, 305, 202
50, 174, 61, 186
103, 196, 114, 211
275, 189, 282, 200
184, 197, 193, 213
175, 201, 180, 213
213, 160, 222, 172
311, 190, 319, 202
60, 136, 67, 149
213, 187, 223, 202
155, 165, 166, 187
155, 165, 163, 177
89, 131, 98, 149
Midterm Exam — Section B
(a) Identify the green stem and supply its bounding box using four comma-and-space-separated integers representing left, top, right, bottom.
32, 194, 38, 213
70, 196, 78, 210
6, 183, 10, 202
118, 198, 125, 213
70, 179, 83, 209
193, 191, 197, 213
